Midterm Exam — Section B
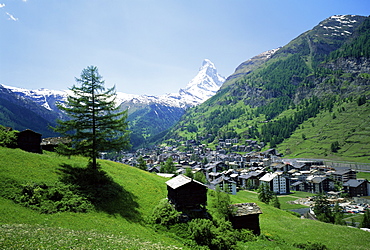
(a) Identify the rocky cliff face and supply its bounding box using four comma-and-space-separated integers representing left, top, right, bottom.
223, 15, 369, 108
294, 57, 370, 102
222, 48, 280, 88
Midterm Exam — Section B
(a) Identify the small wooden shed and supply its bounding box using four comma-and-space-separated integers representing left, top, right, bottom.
166, 174, 207, 211
230, 203, 262, 235
17, 129, 42, 154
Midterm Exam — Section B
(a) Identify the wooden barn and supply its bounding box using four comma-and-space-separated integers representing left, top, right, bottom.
166, 174, 207, 211
17, 129, 42, 154
229, 203, 262, 235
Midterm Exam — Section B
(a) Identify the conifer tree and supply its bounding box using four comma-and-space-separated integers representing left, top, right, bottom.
360, 209, 370, 228
257, 182, 274, 204
272, 194, 281, 209
53, 66, 130, 169
137, 155, 147, 170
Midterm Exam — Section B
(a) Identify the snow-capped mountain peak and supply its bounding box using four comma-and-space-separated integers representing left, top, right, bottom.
0, 59, 225, 115
1, 84, 68, 111
117, 59, 225, 109
179, 59, 225, 104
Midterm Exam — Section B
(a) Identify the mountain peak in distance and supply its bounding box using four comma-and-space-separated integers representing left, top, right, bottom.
180, 59, 225, 103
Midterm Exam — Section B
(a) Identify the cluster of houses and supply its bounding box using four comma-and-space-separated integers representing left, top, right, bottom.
123, 140, 370, 200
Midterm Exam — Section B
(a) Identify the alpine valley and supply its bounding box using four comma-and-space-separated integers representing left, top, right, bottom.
0, 59, 226, 146
1, 14, 370, 162
164, 14, 370, 163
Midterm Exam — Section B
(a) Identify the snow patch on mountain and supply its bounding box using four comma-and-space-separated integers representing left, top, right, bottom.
1, 59, 225, 112
1, 84, 69, 112
117, 59, 225, 109
179, 59, 225, 103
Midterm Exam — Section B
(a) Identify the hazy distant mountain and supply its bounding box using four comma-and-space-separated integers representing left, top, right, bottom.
0, 85, 60, 137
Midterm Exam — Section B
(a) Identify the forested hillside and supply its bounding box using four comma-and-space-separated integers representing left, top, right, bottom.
163, 15, 370, 162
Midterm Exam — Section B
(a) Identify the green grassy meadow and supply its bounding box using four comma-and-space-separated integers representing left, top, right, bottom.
231, 191, 370, 250
278, 101, 370, 163
1, 147, 370, 249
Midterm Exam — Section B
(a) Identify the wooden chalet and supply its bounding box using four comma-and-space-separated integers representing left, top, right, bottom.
343, 179, 369, 197
17, 129, 42, 154
166, 174, 207, 211
332, 168, 357, 183
308, 176, 334, 193
230, 203, 262, 235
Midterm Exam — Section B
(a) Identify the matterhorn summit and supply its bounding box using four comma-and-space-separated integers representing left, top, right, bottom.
179, 59, 225, 104
117, 59, 225, 108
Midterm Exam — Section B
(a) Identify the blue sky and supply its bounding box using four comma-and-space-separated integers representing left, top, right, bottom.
1, 0, 369, 95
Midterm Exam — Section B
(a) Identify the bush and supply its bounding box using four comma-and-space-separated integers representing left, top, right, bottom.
188, 218, 239, 250
149, 199, 181, 227
236, 229, 257, 242
14, 182, 93, 213
188, 218, 215, 247
294, 241, 329, 250
0, 126, 17, 148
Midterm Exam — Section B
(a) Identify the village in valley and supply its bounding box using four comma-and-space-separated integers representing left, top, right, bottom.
19, 128, 370, 231
117, 137, 370, 223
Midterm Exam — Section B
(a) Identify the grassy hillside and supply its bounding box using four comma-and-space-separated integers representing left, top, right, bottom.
231, 192, 370, 250
278, 98, 370, 162
0, 147, 184, 249
1, 147, 370, 249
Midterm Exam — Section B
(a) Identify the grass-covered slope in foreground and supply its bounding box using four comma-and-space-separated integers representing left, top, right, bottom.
231, 191, 370, 250
1, 147, 370, 249
0, 147, 183, 249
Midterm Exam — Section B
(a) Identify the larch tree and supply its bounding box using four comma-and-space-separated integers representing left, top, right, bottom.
53, 66, 130, 169
257, 182, 274, 204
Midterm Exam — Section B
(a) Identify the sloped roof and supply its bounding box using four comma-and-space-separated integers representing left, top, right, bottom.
333, 168, 353, 175
291, 181, 303, 186
165, 174, 206, 189
231, 203, 262, 216
260, 172, 277, 182
311, 176, 327, 184
343, 179, 366, 188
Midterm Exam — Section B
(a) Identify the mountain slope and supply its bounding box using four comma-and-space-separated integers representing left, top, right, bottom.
164, 15, 370, 162
0, 59, 224, 147
119, 59, 225, 148
0, 85, 59, 137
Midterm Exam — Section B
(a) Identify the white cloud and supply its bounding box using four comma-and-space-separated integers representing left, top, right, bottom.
6, 12, 18, 21
0, 3, 5, 8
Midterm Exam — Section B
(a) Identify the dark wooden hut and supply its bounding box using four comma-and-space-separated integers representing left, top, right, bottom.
230, 203, 262, 235
166, 174, 207, 211
17, 129, 42, 154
